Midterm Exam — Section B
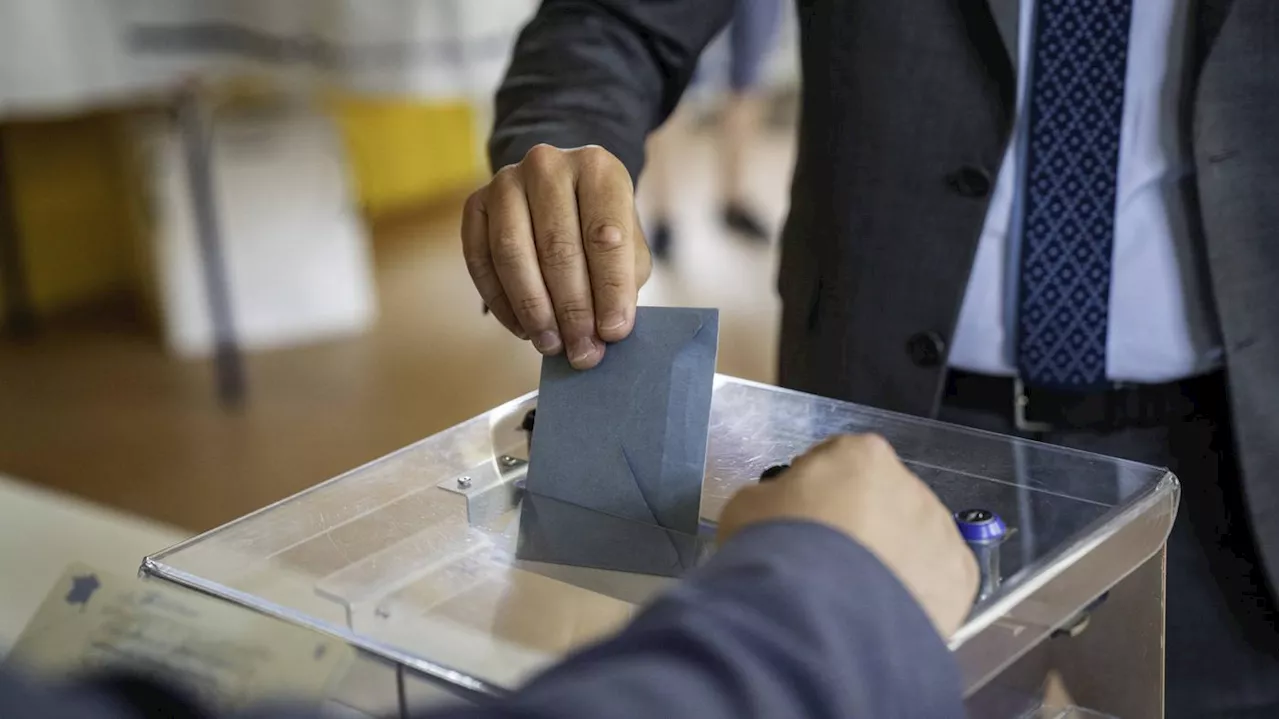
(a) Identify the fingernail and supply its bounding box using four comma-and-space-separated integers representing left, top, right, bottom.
568, 337, 599, 366
599, 313, 627, 333
533, 331, 562, 354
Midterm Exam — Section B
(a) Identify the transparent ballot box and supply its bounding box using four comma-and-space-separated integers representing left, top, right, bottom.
142, 376, 1178, 718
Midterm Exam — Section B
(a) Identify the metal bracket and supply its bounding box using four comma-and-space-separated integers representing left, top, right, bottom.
437, 455, 528, 525
1051, 591, 1110, 639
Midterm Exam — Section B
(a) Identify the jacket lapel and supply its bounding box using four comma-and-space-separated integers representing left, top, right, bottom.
985, 0, 1019, 63
978, 0, 1239, 82
963, 0, 1017, 111
1195, 0, 1235, 69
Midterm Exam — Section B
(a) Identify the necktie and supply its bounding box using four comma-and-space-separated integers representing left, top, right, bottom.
1016, 0, 1133, 390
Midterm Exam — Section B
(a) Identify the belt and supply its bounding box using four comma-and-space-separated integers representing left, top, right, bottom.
944, 369, 1218, 433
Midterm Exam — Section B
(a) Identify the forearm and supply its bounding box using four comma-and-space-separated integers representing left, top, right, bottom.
489, 0, 733, 181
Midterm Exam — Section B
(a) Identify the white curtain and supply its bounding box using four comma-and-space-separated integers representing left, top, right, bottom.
0, 0, 539, 117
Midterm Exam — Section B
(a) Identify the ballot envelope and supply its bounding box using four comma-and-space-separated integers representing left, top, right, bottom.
142, 377, 1178, 719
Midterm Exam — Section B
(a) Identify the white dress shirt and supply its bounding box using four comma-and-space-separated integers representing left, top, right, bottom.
948, 0, 1223, 383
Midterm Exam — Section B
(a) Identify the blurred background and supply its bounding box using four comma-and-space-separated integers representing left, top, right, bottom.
0, 0, 799, 643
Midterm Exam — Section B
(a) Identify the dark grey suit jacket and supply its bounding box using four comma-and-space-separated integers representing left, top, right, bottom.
1, 523, 964, 718
488, 0, 1278, 590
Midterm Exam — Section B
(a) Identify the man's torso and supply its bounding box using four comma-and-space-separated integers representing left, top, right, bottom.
949, 0, 1224, 383
775, 0, 1277, 581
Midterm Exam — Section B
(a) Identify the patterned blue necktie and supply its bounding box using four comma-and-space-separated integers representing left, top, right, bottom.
1016, 0, 1133, 390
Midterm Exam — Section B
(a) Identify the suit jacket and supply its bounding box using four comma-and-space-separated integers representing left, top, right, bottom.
488, 0, 1278, 590
0, 523, 964, 718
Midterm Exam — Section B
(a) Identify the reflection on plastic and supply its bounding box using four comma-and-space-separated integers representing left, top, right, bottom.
516, 492, 713, 579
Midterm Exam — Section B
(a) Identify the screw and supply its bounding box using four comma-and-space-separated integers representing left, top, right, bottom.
500, 455, 520, 468
457, 476, 472, 489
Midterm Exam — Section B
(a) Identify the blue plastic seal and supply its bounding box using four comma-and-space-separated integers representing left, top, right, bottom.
954, 508, 1007, 544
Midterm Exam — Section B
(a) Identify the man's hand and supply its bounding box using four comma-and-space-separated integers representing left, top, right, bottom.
717, 434, 979, 639
462, 144, 652, 370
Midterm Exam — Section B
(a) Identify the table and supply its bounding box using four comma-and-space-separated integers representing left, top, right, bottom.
0, 474, 184, 650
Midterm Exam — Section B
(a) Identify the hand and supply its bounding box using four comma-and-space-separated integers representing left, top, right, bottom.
462, 144, 652, 370
717, 434, 979, 638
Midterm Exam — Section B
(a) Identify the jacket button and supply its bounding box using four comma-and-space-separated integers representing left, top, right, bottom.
946, 166, 992, 198
906, 332, 946, 368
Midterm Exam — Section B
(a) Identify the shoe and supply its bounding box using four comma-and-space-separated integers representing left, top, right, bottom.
722, 202, 769, 242
649, 220, 673, 262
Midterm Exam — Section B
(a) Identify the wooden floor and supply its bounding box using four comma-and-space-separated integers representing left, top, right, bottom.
0, 128, 795, 532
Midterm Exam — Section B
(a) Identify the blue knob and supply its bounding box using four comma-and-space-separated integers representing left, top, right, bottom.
954, 508, 1007, 544
954, 508, 1006, 603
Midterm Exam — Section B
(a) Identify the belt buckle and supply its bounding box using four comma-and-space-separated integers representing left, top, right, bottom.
1013, 377, 1056, 434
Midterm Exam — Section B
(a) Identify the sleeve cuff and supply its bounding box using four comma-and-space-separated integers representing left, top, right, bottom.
488, 123, 645, 185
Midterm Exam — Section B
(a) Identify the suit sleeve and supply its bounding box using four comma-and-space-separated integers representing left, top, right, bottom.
461, 520, 967, 719
489, 0, 736, 182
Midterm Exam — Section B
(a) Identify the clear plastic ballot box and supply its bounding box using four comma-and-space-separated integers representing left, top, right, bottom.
142, 376, 1178, 718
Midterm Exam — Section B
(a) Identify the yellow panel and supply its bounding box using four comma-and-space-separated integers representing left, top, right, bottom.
0, 95, 483, 319
328, 96, 483, 217
0, 114, 140, 316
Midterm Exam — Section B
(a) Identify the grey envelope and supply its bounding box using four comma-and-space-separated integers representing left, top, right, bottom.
523, 306, 719, 537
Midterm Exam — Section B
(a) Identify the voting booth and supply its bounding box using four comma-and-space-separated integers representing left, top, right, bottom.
142, 376, 1178, 718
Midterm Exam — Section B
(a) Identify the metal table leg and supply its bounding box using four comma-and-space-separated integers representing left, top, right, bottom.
177, 87, 246, 407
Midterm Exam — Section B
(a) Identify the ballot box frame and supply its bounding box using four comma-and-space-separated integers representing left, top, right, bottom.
141, 375, 1179, 718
